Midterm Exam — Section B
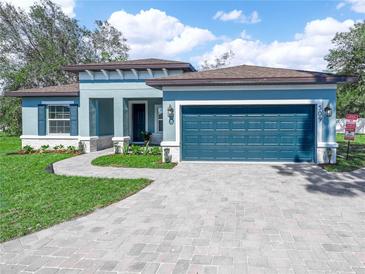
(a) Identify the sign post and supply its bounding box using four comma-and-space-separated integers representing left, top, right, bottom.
344, 114, 359, 160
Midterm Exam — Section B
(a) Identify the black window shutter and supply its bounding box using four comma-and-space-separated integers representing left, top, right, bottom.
38, 105, 46, 136
70, 104, 78, 136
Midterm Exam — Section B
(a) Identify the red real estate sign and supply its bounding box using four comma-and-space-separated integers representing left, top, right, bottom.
344, 114, 359, 141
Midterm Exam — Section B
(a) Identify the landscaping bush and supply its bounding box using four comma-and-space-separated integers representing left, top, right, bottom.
53, 144, 65, 150
14, 144, 80, 155
40, 145, 50, 151
67, 146, 77, 152
22, 145, 34, 154
130, 144, 143, 155
150, 146, 161, 155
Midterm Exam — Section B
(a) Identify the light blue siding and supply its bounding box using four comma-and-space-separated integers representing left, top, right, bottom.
79, 81, 162, 137
21, 97, 79, 136
89, 98, 114, 136
163, 88, 337, 146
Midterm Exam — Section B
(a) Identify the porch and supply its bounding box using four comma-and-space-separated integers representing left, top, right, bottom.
79, 97, 163, 152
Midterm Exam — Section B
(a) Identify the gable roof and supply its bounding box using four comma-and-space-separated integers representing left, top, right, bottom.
63, 58, 195, 72
146, 64, 356, 88
4, 83, 79, 97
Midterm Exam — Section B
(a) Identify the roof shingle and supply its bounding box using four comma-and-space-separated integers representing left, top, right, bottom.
63, 58, 195, 72
146, 64, 356, 87
5, 83, 79, 97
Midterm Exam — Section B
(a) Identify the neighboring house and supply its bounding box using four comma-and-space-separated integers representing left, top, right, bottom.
6, 58, 354, 164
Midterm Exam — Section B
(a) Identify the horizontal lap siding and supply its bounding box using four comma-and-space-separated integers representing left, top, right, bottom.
182, 105, 315, 162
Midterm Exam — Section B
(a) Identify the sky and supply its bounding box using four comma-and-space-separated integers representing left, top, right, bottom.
5, 0, 365, 71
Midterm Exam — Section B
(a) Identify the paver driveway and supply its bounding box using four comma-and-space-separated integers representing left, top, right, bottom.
1, 151, 365, 274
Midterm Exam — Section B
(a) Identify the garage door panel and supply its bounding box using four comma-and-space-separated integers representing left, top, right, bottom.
182, 105, 315, 162
182, 146, 315, 162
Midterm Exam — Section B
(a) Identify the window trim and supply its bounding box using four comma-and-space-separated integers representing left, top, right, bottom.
154, 104, 163, 134
47, 105, 71, 135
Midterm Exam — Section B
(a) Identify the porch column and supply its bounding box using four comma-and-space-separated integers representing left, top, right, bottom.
78, 94, 98, 153
113, 97, 124, 137
112, 96, 130, 153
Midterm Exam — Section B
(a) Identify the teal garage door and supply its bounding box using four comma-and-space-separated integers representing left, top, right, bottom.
181, 105, 315, 162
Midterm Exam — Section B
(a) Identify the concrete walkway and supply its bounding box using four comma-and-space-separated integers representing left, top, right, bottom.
1, 150, 365, 274
53, 149, 174, 180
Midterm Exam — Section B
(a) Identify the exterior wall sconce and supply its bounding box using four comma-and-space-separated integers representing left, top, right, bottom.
324, 103, 333, 117
167, 104, 174, 124
167, 104, 174, 118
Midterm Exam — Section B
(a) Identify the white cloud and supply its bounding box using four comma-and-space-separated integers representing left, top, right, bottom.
336, 2, 346, 9
346, 0, 365, 13
197, 17, 355, 71
336, 0, 365, 13
213, 9, 242, 21
108, 8, 215, 58
4, 0, 76, 17
213, 9, 261, 24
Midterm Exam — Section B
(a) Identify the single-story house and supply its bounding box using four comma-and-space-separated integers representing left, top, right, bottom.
6, 58, 354, 163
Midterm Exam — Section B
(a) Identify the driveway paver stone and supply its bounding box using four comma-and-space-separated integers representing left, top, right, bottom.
1, 149, 365, 273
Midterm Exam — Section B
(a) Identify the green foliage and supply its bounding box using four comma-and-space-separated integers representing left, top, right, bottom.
325, 21, 365, 117
91, 20, 129, 62
150, 146, 161, 155
336, 85, 365, 117
40, 145, 50, 151
66, 145, 77, 152
323, 134, 365, 172
0, 96, 21, 135
22, 145, 34, 153
141, 131, 152, 143
200, 50, 235, 70
0, 0, 129, 133
130, 144, 143, 155
92, 154, 176, 169
53, 144, 65, 150
0, 135, 150, 241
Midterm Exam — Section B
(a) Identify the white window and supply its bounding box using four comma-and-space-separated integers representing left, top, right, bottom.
155, 105, 163, 133
48, 105, 70, 134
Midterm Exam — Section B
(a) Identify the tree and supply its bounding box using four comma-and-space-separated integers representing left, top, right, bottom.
200, 50, 235, 70
91, 20, 129, 62
325, 21, 365, 117
0, 0, 129, 135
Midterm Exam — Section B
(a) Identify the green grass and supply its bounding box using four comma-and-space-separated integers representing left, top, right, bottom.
0, 135, 151, 242
322, 133, 365, 172
92, 154, 176, 169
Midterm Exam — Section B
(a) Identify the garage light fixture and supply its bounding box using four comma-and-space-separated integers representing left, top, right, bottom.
324, 103, 333, 117
167, 104, 175, 125
167, 104, 174, 118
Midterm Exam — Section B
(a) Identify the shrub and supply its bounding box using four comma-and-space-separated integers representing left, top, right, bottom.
122, 143, 130, 154
142, 144, 149, 155
23, 145, 34, 154
0, 97, 22, 136
141, 131, 152, 145
53, 144, 65, 150
150, 146, 161, 155
67, 146, 77, 152
130, 144, 143, 155
40, 145, 50, 151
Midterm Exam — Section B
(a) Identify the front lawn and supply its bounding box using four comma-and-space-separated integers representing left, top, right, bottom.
322, 133, 365, 172
0, 135, 151, 242
92, 154, 176, 169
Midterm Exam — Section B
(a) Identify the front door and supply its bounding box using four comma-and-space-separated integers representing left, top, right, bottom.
132, 103, 146, 142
